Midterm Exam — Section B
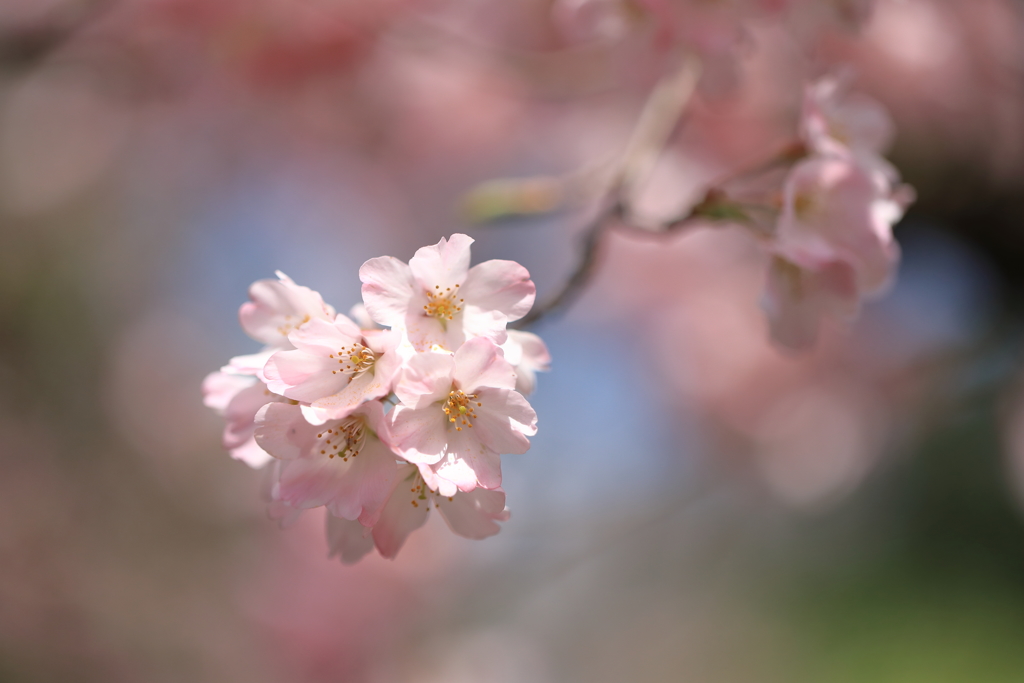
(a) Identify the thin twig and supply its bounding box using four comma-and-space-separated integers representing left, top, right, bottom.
513, 202, 622, 329
513, 198, 725, 329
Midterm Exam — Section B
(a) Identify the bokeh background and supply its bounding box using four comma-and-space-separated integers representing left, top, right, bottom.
3, 0, 1024, 681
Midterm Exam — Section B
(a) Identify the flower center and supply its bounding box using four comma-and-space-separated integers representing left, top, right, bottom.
793, 191, 822, 222
276, 314, 311, 338
423, 284, 464, 321
316, 416, 366, 461
328, 342, 375, 378
443, 389, 481, 432
406, 473, 456, 508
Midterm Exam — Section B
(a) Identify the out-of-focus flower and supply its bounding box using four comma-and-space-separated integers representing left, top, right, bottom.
360, 233, 536, 352
761, 256, 858, 350
502, 329, 552, 396
759, 148, 912, 348
800, 72, 895, 159
774, 154, 906, 294
325, 513, 375, 564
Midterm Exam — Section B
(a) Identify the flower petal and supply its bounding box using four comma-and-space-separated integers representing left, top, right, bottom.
471, 387, 537, 455
264, 347, 347, 403
276, 456, 349, 509
224, 381, 277, 449
762, 256, 859, 350
408, 233, 473, 290
432, 432, 503, 492
371, 465, 430, 559
325, 514, 375, 565
254, 403, 316, 460
461, 259, 536, 322
202, 370, 255, 414
239, 272, 333, 346
310, 369, 389, 422
388, 405, 449, 464
436, 488, 510, 539
453, 337, 516, 392
395, 351, 454, 408
229, 437, 274, 469
504, 329, 551, 395
224, 349, 276, 381
323, 434, 401, 525
360, 255, 417, 328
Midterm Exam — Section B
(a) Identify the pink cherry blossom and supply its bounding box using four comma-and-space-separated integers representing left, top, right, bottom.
800, 73, 896, 159
263, 315, 401, 424
359, 234, 536, 352
206, 242, 546, 563
268, 498, 306, 528
369, 464, 511, 560
239, 271, 335, 348
347, 302, 380, 330
388, 337, 537, 495
222, 348, 276, 383
774, 154, 911, 296
255, 401, 399, 525
325, 514, 375, 565
502, 329, 552, 396
202, 367, 281, 468
263, 461, 306, 527
761, 256, 859, 350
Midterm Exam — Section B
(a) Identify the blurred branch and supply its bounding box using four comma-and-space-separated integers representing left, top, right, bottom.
461, 161, 615, 223
511, 194, 715, 329
513, 202, 620, 329
512, 52, 704, 328
614, 51, 703, 206
0, 1, 114, 71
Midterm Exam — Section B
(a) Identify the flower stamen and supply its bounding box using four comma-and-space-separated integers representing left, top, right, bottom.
317, 416, 366, 461
422, 284, 464, 321
442, 389, 479, 432
329, 342, 376, 377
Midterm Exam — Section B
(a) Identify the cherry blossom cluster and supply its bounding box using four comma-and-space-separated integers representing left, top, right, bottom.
757, 74, 914, 349
203, 235, 549, 563
682, 73, 913, 349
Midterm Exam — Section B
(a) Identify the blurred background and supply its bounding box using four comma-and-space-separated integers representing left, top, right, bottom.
3, 0, 1024, 681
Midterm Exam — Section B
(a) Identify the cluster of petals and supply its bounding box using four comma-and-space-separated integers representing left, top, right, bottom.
203, 235, 548, 562
761, 73, 915, 349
